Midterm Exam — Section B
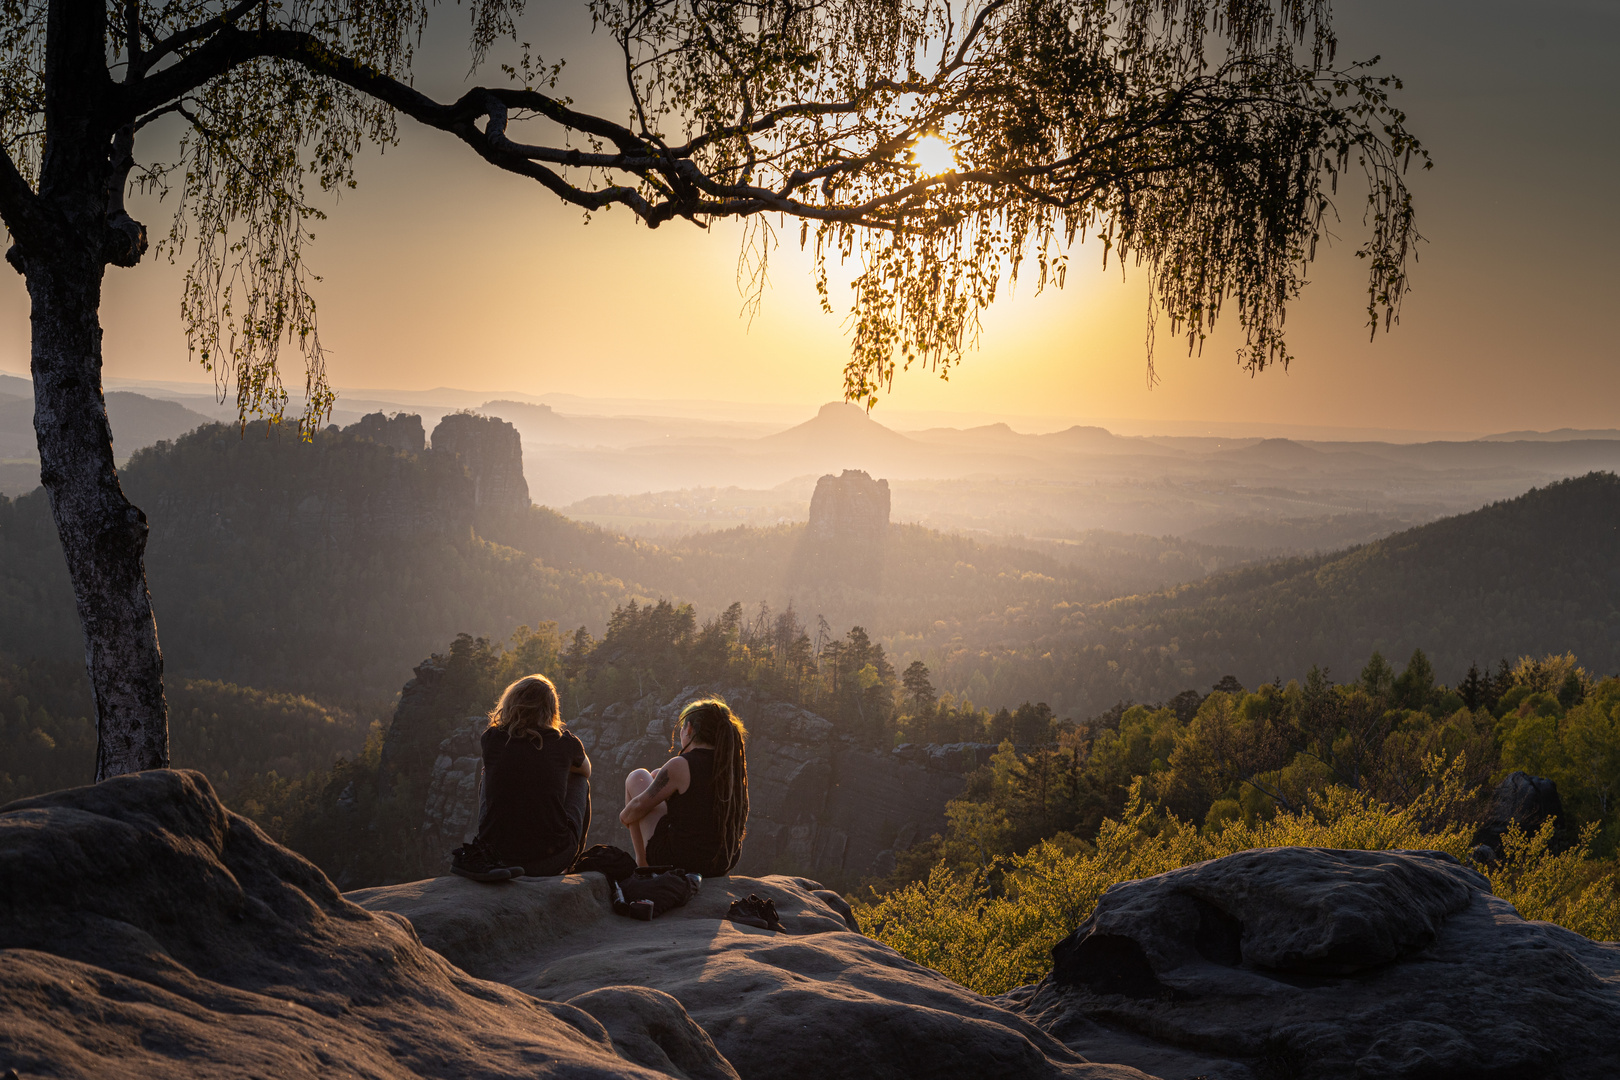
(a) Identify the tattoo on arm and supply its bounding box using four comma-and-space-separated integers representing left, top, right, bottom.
645, 766, 671, 802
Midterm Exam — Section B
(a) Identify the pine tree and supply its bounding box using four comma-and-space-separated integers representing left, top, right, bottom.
903, 661, 937, 715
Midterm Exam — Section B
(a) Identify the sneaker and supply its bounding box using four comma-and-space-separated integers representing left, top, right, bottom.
725, 893, 785, 932
450, 838, 524, 883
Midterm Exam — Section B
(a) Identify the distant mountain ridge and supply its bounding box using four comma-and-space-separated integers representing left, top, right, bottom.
974, 472, 1620, 714
0, 387, 214, 489
1478, 428, 1620, 442
758, 401, 919, 454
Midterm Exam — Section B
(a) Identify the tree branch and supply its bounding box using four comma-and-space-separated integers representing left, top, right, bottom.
136, 0, 260, 76
123, 0, 145, 73
0, 142, 53, 261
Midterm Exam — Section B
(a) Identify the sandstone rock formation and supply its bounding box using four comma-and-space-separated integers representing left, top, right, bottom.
344, 410, 426, 454
349, 869, 1146, 1080
1003, 846, 1620, 1079
793, 468, 890, 589
1472, 769, 1568, 854
9, 770, 1620, 1080
0, 769, 1141, 1080
415, 684, 973, 884
431, 411, 531, 515
805, 468, 891, 543
0, 770, 678, 1078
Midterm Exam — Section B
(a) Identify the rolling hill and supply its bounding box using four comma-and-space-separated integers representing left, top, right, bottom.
6, 395, 1618, 723
948, 473, 1620, 714
0, 384, 215, 492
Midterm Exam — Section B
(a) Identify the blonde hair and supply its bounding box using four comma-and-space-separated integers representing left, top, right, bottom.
488, 675, 561, 744
673, 698, 749, 864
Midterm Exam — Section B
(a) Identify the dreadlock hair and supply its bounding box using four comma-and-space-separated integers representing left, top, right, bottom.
488, 675, 561, 745
673, 698, 749, 863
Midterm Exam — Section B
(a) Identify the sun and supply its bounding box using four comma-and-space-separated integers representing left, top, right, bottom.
909, 134, 959, 177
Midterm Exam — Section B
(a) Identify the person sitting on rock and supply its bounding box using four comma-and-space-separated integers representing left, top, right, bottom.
465, 674, 591, 878
620, 698, 749, 878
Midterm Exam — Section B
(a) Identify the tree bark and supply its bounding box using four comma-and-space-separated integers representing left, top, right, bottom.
26, 250, 168, 779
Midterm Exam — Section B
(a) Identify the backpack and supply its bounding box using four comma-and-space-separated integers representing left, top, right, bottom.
613, 866, 701, 920
569, 844, 639, 883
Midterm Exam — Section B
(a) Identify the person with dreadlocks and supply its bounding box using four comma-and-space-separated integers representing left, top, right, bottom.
453, 674, 592, 881
620, 698, 749, 877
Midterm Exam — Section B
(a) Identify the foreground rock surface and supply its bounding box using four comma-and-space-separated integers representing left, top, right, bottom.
1001, 846, 1620, 1080
0, 771, 695, 1078
13, 772, 1620, 1080
350, 872, 1144, 1080
1, 770, 1143, 1080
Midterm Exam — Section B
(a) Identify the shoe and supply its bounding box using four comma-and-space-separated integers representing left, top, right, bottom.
725, 893, 785, 932
450, 838, 524, 883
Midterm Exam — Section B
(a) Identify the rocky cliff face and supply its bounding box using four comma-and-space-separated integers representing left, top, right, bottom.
345, 410, 426, 454
805, 468, 890, 542
431, 412, 531, 515
794, 469, 890, 589
415, 684, 978, 884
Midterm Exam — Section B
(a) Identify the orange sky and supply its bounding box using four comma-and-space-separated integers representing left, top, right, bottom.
2, 0, 1616, 434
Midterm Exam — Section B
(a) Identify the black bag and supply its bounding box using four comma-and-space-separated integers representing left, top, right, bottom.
725, 893, 785, 932
613, 866, 700, 921
570, 844, 639, 883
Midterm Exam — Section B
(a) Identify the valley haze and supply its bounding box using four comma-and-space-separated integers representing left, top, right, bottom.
6, 366, 1617, 557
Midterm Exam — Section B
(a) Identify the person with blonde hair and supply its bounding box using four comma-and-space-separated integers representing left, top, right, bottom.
620, 698, 748, 878
455, 674, 591, 880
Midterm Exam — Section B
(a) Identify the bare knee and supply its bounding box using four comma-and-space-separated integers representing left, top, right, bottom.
625, 768, 653, 803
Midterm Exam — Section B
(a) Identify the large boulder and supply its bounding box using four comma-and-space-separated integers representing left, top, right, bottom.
1004, 846, 1620, 1080
0, 770, 684, 1078
1472, 770, 1568, 854
350, 872, 1147, 1080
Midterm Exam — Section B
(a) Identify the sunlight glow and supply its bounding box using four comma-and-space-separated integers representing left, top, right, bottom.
909, 134, 958, 177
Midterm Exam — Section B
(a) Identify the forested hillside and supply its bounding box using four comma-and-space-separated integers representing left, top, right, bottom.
0, 417, 1238, 703
937, 473, 1620, 714
0, 422, 655, 697
5, 415, 1616, 758
0, 656, 372, 809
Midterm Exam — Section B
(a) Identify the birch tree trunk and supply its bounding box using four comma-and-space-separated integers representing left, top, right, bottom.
24, 249, 169, 779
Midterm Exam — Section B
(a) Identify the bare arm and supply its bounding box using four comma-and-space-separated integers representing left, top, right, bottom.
571, 751, 592, 779
620, 756, 689, 826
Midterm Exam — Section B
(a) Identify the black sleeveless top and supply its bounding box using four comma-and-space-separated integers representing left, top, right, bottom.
477, 725, 584, 869
647, 748, 738, 877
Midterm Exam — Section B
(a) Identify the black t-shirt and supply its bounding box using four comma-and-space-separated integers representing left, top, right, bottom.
477, 725, 585, 868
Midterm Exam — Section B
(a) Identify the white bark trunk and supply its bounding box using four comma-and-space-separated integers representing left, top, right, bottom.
26, 251, 169, 779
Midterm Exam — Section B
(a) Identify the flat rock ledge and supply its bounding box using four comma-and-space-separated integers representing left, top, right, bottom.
6, 773, 1619, 1080
998, 847, 1620, 1080
0, 770, 1139, 1080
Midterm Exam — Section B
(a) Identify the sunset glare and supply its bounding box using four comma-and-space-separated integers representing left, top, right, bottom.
909, 134, 958, 177
8, 6, 1620, 1071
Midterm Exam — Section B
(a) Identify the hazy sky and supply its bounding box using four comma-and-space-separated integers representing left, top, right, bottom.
3, 0, 1617, 434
